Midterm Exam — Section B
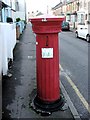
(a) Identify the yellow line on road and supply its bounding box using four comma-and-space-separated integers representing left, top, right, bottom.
59, 64, 64, 71
59, 64, 90, 113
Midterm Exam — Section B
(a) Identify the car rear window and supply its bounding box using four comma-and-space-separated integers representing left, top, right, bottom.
63, 22, 69, 25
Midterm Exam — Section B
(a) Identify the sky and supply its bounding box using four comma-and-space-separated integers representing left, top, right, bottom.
25, 0, 61, 14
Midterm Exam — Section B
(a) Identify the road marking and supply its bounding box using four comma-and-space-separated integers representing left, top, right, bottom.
59, 64, 64, 71
59, 64, 90, 113
60, 82, 81, 120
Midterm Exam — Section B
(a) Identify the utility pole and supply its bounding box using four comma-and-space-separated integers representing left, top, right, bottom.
88, 1, 90, 35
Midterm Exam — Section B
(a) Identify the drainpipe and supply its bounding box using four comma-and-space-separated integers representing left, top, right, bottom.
2, 8, 5, 22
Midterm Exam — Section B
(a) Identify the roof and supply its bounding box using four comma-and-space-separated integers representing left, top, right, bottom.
36, 12, 43, 16
0, 1, 8, 9
52, 2, 63, 10
0, 1, 16, 12
52, 0, 77, 10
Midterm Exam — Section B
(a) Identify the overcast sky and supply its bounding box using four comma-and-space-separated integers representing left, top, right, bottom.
25, 0, 61, 13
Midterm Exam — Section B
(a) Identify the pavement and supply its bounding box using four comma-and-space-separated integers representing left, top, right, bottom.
2, 23, 80, 119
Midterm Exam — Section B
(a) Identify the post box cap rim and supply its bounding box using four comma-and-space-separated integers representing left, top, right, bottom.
29, 14, 65, 22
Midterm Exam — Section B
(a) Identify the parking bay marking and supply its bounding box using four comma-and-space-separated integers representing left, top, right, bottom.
59, 64, 90, 113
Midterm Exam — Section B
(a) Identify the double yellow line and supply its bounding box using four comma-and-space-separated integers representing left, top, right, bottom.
59, 64, 90, 113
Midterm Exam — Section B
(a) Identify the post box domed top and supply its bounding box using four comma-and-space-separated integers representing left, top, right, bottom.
29, 14, 65, 34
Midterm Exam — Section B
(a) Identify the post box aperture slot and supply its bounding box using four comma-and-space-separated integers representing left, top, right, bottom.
46, 36, 48, 46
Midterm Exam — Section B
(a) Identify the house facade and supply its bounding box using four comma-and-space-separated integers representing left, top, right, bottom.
0, 0, 16, 22
0, 0, 26, 76
0, 0, 26, 22
52, 0, 84, 29
14, 0, 26, 21
52, 0, 90, 29
77, 0, 90, 25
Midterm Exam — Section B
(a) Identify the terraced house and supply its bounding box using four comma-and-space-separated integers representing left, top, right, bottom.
77, 0, 90, 25
0, 0, 26, 78
52, 0, 90, 29
0, 0, 16, 22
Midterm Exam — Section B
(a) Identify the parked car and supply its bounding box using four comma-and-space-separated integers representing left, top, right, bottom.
75, 25, 90, 42
61, 21, 70, 31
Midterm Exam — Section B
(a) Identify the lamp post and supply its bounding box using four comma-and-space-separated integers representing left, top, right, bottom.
77, 1, 80, 11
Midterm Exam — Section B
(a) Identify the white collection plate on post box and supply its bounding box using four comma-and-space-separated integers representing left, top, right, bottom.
42, 48, 53, 58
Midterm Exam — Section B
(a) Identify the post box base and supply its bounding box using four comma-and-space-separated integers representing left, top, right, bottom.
33, 95, 64, 113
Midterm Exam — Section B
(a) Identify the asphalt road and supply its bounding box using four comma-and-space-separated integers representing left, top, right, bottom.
59, 31, 89, 119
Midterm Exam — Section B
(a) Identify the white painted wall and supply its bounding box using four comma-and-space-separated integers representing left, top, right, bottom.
15, 0, 26, 21
18, 0, 26, 12
14, 11, 25, 20
11, 0, 16, 10
0, 23, 16, 75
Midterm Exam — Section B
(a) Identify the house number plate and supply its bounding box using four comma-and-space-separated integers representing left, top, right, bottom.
42, 48, 53, 58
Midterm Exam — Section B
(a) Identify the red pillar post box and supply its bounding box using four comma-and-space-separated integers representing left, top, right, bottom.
30, 15, 64, 113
